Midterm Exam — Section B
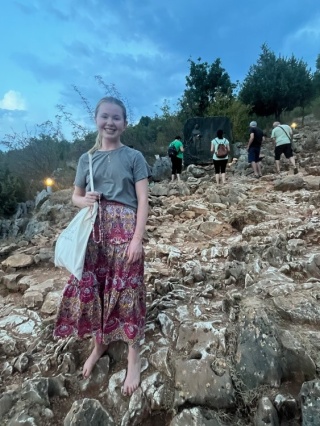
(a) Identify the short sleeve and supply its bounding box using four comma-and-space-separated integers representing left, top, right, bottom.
74, 153, 89, 188
132, 151, 152, 183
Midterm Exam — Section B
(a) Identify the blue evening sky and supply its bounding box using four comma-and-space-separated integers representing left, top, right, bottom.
1, 0, 320, 144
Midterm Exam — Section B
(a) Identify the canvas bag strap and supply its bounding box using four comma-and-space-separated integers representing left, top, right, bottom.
88, 153, 94, 191
278, 125, 291, 141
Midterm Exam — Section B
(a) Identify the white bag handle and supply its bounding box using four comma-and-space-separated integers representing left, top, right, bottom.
88, 153, 94, 191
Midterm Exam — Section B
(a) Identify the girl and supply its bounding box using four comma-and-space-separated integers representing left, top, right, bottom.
54, 96, 150, 396
210, 129, 230, 184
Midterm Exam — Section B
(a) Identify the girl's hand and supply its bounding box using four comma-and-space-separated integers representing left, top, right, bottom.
84, 191, 100, 207
126, 237, 143, 264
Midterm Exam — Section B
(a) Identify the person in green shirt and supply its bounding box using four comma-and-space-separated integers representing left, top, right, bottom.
168, 136, 184, 182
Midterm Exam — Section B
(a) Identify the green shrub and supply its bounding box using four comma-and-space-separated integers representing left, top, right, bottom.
311, 96, 320, 119
0, 169, 26, 217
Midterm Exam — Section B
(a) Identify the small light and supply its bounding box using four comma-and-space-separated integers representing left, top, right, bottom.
45, 178, 54, 187
291, 122, 297, 129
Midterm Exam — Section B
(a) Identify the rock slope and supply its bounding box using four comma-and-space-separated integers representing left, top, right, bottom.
1, 118, 320, 425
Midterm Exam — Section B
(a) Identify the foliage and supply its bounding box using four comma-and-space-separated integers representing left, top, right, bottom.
2, 55, 320, 214
122, 100, 184, 163
311, 96, 320, 120
69, 133, 96, 158
5, 136, 70, 197
313, 54, 320, 97
206, 90, 252, 141
180, 58, 234, 117
0, 162, 25, 217
239, 44, 314, 119
55, 75, 135, 141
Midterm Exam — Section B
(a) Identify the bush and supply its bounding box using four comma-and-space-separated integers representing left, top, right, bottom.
311, 96, 320, 120
0, 169, 26, 217
206, 93, 252, 141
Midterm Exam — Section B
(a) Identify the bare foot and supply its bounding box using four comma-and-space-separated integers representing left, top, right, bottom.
82, 343, 107, 378
122, 348, 141, 396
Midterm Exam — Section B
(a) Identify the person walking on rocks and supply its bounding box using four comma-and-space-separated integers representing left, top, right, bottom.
54, 96, 150, 396
247, 121, 264, 178
211, 129, 230, 184
271, 121, 298, 175
168, 136, 184, 182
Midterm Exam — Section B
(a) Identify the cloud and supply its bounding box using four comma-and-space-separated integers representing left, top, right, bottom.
282, 16, 320, 66
0, 90, 27, 111
63, 40, 93, 58
12, 52, 83, 83
0, 109, 27, 120
13, 1, 38, 15
292, 17, 320, 40
0, 110, 29, 147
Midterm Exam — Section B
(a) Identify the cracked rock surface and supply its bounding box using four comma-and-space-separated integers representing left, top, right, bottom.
1, 118, 320, 425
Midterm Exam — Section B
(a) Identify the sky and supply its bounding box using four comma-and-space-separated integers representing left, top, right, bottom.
1, 0, 320, 145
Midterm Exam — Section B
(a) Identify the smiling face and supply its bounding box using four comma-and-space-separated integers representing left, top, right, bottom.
95, 101, 127, 143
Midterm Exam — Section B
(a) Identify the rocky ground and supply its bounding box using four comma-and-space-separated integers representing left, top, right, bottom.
1, 117, 320, 425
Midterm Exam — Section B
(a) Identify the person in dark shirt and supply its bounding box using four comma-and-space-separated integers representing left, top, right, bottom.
247, 121, 265, 178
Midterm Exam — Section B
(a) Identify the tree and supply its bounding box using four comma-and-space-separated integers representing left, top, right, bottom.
180, 58, 234, 117
239, 44, 313, 119
313, 54, 320, 96
207, 89, 251, 141
3, 135, 70, 198
0, 166, 25, 217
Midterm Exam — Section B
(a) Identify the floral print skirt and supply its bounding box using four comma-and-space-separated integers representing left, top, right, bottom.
54, 200, 146, 349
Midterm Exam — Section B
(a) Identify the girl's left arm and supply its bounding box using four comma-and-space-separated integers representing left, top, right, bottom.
127, 178, 149, 264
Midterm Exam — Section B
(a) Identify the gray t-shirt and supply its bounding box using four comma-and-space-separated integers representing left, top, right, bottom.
74, 146, 151, 212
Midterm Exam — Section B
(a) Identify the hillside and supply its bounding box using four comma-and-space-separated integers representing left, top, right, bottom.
1, 117, 320, 425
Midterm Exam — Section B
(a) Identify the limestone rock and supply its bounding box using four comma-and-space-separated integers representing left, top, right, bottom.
254, 397, 279, 426
176, 321, 226, 358
2, 254, 34, 269
79, 356, 110, 392
274, 175, 305, 191
174, 358, 235, 409
120, 388, 149, 426
170, 407, 224, 426
235, 306, 283, 390
41, 291, 61, 314
274, 393, 299, 423
273, 295, 320, 325
64, 398, 115, 426
299, 380, 320, 426
150, 347, 171, 377
198, 220, 224, 237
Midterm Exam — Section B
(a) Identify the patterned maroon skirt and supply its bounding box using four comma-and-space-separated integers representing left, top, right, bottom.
54, 200, 146, 349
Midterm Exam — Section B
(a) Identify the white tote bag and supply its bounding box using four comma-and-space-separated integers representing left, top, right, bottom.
54, 153, 98, 280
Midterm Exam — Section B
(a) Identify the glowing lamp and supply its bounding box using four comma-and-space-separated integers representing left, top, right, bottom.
291, 122, 297, 129
45, 178, 54, 194
45, 178, 54, 187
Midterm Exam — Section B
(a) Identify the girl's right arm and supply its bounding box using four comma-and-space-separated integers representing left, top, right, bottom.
72, 186, 99, 209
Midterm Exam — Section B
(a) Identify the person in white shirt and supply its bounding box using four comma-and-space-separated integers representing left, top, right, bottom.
271, 121, 298, 175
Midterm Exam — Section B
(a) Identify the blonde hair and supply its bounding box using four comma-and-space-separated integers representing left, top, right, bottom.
89, 97, 127, 154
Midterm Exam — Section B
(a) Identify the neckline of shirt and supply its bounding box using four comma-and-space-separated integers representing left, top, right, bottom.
97, 145, 126, 153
